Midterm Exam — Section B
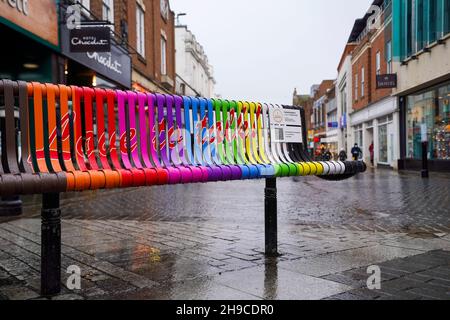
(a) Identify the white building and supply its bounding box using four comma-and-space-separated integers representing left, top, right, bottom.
175, 25, 216, 98
336, 44, 355, 156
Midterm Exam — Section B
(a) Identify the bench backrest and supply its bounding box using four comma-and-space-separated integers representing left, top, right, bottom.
0, 80, 365, 195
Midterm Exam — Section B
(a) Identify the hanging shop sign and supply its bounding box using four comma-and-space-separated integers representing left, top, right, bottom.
0, 0, 58, 47
376, 74, 397, 89
69, 27, 111, 52
61, 22, 131, 88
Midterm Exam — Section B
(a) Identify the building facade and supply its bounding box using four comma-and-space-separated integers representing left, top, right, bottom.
1, 0, 176, 92
127, 0, 176, 93
349, 0, 400, 168
0, 0, 60, 83
336, 44, 357, 156
393, 0, 450, 171
324, 85, 339, 158
293, 90, 314, 154
312, 80, 335, 158
175, 25, 216, 98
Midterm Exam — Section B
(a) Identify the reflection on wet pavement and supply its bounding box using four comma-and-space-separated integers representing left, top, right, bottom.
0, 169, 450, 300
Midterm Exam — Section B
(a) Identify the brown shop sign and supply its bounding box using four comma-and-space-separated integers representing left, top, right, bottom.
70, 27, 111, 53
376, 74, 397, 89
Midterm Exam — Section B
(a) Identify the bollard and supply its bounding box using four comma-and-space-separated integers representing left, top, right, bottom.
0, 196, 22, 216
41, 193, 62, 296
421, 141, 429, 179
265, 178, 278, 257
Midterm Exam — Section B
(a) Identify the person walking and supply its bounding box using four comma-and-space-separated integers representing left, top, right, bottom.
323, 149, 332, 161
351, 143, 362, 161
338, 149, 347, 161
369, 142, 374, 165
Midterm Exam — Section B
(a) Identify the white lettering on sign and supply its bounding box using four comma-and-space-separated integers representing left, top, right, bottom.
1, 0, 29, 16
72, 37, 109, 47
86, 52, 123, 75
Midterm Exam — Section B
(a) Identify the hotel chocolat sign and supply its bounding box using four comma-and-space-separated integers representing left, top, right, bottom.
61, 24, 131, 88
376, 74, 397, 89
70, 27, 111, 52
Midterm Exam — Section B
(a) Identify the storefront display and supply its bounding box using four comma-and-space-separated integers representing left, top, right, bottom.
406, 82, 450, 161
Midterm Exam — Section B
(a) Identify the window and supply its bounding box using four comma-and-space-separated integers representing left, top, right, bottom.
355, 73, 358, 101
445, 0, 450, 34
361, 67, 365, 97
160, 0, 169, 20
376, 51, 381, 75
406, 82, 450, 160
136, 4, 145, 57
102, 0, 114, 30
161, 37, 167, 75
386, 41, 392, 73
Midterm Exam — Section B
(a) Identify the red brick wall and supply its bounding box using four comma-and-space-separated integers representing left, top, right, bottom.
351, 22, 393, 111
370, 22, 393, 103
351, 37, 371, 111
90, 0, 176, 92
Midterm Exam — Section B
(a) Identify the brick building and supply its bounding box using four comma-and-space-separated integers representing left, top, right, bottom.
60, 0, 176, 92
312, 80, 335, 158
349, 0, 400, 168
336, 43, 357, 155
293, 90, 314, 154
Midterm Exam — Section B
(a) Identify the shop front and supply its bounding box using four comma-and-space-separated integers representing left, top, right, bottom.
59, 2, 131, 89
0, 0, 59, 82
399, 81, 450, 171
350, 96, 399, 168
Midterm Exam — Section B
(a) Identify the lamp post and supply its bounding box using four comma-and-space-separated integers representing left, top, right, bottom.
421, 124, 429, 179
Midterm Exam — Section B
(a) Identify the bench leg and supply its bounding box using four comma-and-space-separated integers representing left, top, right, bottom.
265, 178, 278, 257
41, 193, 61, 296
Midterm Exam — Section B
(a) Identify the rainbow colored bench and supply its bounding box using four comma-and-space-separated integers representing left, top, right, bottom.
0, 79, 365, 295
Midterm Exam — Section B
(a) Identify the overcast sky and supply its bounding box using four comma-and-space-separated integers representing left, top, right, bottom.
171, 0, 373, 104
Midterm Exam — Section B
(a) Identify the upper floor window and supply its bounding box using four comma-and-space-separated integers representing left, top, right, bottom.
102, 0, 114, 30
161, 36, 167, 75
355, 73, 358, 101
376, 51, 381, 75
136, 4, 145, 57
386, 41, 392, 73
160, 0, 169, 20
361, 67, 365, 97
445, 0, 450, 34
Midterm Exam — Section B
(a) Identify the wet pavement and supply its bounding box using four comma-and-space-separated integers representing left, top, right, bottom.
0, 169, 450, 300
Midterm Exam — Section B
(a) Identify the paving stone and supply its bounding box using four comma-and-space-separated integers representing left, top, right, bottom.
0, 285, 40, 300
212, 266, 352, 300
278, 245, 422, 277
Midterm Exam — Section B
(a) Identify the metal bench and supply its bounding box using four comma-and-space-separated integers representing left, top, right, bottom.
0, 79, 366, 295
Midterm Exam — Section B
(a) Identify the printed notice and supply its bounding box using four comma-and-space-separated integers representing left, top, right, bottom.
269, 108, 303, 143
269, 108, 286, 143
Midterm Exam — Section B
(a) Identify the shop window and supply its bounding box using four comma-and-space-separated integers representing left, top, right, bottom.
379, 124, 388, 163
406, 83, 450, 160
136, 4, 145, 57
